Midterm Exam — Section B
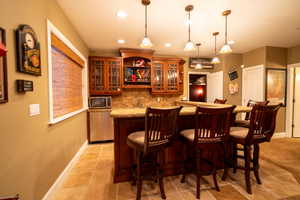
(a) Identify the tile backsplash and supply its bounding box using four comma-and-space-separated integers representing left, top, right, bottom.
112, 89, 182, 108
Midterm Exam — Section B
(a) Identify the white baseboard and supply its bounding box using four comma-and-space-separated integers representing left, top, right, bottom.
42, 140, 88, 200
273, 132, 288, 138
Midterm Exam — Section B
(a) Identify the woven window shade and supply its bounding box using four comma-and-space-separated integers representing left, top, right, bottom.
51, 33, 84, 118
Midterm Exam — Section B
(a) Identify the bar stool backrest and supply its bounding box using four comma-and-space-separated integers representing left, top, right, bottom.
194, 106, 236, 144
245, 100, 269, 120
144, 106, 182, 153
247, 103, 282, 142
214, 98, 227, 104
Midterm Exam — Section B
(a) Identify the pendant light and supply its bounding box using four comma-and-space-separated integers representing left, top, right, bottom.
211, 32, 220, 64
195, 43, 203, 69
184, 5, 195, 51
220, 10, 232, 54
140, 0, 153, 48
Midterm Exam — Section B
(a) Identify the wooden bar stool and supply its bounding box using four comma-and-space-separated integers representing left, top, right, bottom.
234, 100, 269, 128
180, 105, 235, 199
127, 106, 182, 200
214, 98, 227, 104
222, 104, 281, 194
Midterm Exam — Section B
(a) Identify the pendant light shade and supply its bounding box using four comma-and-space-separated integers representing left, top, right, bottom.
220, 10, 232, 54
184, 5, 195, 51
184, 41, 195, 51
140, 0, 153, 48
211, 32, 220, 64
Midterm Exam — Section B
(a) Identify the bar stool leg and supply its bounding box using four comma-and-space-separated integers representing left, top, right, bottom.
253, 144, 262, 184
222, 142, 229, 181
233, 143, 238, 174
158, 151, 166, 199
181, 143, 187, 183
244, 145, 252, 194
212, 150, 220, 192
136, 152, 143, 200
196, 149, 201, 199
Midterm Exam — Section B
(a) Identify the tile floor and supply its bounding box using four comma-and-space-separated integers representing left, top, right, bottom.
51, 138, 300, 200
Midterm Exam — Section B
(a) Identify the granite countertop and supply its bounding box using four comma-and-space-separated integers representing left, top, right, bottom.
111, 101, 252, 118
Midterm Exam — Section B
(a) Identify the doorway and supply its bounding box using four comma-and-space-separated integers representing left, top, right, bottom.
188, 74, 207, 102
292, 67, 300, 137
242, 65, 265, 105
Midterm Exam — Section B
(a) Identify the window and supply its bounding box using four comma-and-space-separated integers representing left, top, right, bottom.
47, 20, 88, 124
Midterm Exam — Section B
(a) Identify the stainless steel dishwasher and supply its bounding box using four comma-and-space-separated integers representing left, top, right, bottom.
88, 109, 113, 143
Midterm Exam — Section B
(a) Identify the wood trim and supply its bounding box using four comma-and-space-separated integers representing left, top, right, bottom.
51, 33, 84, 67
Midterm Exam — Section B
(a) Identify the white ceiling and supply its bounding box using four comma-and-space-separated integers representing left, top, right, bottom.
57, 0, 300, 57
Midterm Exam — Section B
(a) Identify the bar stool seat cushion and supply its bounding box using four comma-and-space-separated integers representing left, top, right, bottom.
230, 127, 266, 140
127, 131, 145, 151
180, 129, 222, 143
234, 120, 250, 128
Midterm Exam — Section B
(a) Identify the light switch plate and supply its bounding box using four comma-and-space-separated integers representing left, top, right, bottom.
29, 104, 40, 116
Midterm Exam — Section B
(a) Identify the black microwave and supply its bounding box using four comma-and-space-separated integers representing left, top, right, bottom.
89, 96, 112, 108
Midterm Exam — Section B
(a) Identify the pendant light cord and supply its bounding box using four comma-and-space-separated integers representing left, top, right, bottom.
225, 15, 228, 44
188, 11, 191, 41
145, 5, 148, 37
214, 35, 217, 56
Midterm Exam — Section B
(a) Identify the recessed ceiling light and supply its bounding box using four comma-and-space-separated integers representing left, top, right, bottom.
165, 43, 172, 47
117, 39, 125, 44
116, 10, 127, 19
228, 40, 235, 45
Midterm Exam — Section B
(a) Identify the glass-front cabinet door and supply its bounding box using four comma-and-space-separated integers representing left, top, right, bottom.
91, 59, 105, 92
107, 60, 121, 92
166, 62, 179, 92
152, 62, 164, 92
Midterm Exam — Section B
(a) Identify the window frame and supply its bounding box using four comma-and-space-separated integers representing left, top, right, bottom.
47, 20, 88, 125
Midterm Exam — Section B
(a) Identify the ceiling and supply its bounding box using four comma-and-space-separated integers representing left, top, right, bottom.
57, 0, 300, 57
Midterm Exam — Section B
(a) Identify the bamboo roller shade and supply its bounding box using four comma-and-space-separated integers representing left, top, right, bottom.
51, 33, 84, 67
51, 35, 83, 118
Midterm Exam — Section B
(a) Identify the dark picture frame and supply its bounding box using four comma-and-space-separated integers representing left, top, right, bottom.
265, 68, 287, 106
16, 24, 41, 76
0, 27, 8, 104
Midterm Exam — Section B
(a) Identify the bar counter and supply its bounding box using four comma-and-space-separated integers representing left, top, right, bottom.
111, 103, 251, 183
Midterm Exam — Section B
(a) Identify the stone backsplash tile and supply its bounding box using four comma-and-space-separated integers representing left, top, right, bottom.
111, 89, 182, 108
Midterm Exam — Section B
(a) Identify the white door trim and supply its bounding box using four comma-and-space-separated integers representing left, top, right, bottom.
286, 63, 300, 138
187, 71, 210, 101
242, 65, 265, 106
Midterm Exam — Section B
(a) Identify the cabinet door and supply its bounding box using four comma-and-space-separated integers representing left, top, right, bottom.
89, 58, 105, 94
166, 62, 179, 92
152, 62, 164, 93
107, 59, 122, 93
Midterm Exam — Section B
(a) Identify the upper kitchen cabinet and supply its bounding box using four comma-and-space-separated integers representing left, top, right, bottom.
152, 57, 185, 94
120, 48, 154, 89
89, 56, 122, 96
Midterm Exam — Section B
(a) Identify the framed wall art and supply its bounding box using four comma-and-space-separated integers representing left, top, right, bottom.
16, 24, 41, 76
0, 27, 8, 103
265, 68, 287, 106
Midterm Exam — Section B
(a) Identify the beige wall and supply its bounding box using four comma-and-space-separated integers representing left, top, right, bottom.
0, 0, 89, 200
220, 54, 243, 106
288, 45, 300, 65
243, 47, 266, 67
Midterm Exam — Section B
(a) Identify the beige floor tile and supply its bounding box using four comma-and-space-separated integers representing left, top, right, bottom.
51, 186, 88, 200
50, 139, 300, 200
210, 185, 248, 200
62, 171, 93, 188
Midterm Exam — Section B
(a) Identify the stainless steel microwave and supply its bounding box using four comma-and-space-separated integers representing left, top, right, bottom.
89, 96, 112, 108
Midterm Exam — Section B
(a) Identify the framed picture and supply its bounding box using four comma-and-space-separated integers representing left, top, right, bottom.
189, 57, 214, 69
265, 68, 287, 106
16, 24, 41, 76
0, 27, 8, 103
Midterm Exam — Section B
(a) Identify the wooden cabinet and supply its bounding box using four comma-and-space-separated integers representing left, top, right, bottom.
89, 56, 122, 95
151, 57, 185, 94
120, 49, 154, 89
